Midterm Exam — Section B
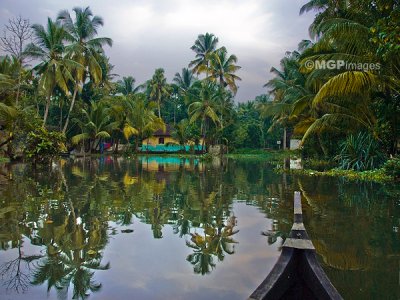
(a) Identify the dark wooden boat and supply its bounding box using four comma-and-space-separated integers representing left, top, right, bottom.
249, 191, 343, 300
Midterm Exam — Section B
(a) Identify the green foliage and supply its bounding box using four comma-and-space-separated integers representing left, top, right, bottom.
336, 132, 386, 171
288, 167, 392, 183
24, 128, 66, 163
383, 157, 400, 179
0, 157, 10, 163
302, 158, 335, 171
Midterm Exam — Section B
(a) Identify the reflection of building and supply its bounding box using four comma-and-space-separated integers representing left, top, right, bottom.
141, 125, 204, 153
140, 156, 204, 172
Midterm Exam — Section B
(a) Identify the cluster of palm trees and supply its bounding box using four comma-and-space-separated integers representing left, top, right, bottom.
4, 1, 397, 161
0, 7, 244, 156
260, 0, 399, 159
26, 7, 112, 131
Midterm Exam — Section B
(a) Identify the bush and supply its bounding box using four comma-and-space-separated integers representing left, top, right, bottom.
383, 157, 400, 179
336, 132, 386, 171
24, 128, 66, 163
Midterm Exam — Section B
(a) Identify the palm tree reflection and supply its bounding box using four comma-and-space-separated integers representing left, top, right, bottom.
186, 215, 238, 275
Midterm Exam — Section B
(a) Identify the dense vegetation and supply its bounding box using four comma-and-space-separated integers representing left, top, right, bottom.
0, 1, 399, 174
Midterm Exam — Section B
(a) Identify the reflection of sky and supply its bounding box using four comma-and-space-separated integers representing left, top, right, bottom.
0, 204, 278, 299
95, 203, 279, 300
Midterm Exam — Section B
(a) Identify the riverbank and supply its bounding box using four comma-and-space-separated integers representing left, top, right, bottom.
1, 149, 398, 183
225, 149, 399, 183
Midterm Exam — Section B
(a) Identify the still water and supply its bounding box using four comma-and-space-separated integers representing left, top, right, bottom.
0, 156, 399, 299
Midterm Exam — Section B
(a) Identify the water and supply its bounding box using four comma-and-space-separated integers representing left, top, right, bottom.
0, 157, 399, 299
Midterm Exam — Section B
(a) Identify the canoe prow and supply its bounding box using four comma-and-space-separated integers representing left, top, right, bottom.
249, 191, 343, 300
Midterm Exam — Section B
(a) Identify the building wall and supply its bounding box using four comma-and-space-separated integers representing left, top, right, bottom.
143, 136, 178, 146
142, 136, 205, 147
290, 139, 301, 150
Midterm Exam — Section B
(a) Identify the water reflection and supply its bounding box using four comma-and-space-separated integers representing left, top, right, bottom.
186, 215, 239, 275
0, 157, 399, 299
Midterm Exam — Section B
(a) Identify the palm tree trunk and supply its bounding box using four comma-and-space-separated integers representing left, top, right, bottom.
114, 138, 119, 154
59, 101, 63, 131
173, 104, 176, 125
43, 94, 51, 127
201, 119, 206, 153
16, 74, 21, 106
157, 95, 161, 118
89, 139, 93, 155
135, 137, 139, 153
283, 127, 287, 150
63, 85, 79, 134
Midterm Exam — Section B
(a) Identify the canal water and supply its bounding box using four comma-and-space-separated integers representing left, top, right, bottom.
0, 157, 399, 299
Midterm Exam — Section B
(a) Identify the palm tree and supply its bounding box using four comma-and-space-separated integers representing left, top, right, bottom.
105, 95, 139, 153
25, 18, 77, 126
262, 52, 307, 149
0, 55, 23, 104
173, 68, 197, 93
206, 47, 242, 94
116, 76, 141, 96
149, 68, 170, 118
71, 101, 111, 153
296, 10, 393, 147
299, 0, 349, 37
129, 94, 165, 151
57, 6, 113, 134
188, 81, 220, 151
189, 33, 219, 75
172, 119, 191, 152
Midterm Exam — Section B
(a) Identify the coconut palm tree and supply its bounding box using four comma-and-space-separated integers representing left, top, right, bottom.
261, 51, 307, 149
172, 119, 191, 151
148, 68, 170, 118
173, 68, 197, 93
105, 95, 139, 153
206, 47, 242, 94
71, 101, 111, 153
0, 56, 23, 103
57, 6, 112, 134
116, 76, 141, 96
296, 10, 391, 145
188, 81, 220, 151
129, 94, 165, 151
189, 33, 219, 75
25, 18, 77, 126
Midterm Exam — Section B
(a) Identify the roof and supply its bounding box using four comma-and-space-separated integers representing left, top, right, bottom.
152, 124, 173, 137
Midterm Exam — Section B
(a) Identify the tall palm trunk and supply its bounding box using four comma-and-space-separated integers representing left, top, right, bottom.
16, 74, 21, 106
157, 96, 161, 118
283, 127, 287, 150
201, 119, 207, 153
63, 84, 79, 134
59, 100, 63, 131
43, 94, 51, 127
135, 137, 139, 153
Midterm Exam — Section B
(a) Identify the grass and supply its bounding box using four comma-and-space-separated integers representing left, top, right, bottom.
226, 149, 299, 162
277, 166, 394, 183
0, 157, 10, 163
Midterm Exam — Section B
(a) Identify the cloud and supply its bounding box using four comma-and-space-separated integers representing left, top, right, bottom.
0, 0, 315, 102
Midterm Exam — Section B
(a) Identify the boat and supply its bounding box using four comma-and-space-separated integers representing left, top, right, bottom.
249, 191, 343, 300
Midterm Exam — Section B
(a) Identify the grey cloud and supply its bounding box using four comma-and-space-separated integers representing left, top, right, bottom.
0, 0, 315, 102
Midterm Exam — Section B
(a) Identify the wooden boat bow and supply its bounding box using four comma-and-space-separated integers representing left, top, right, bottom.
248, 191, 343, 300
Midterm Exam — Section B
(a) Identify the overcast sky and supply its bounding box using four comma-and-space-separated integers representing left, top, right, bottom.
0, 0, 315, 102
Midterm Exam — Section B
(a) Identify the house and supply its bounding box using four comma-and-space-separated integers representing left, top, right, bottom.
141, 124, 205, 153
